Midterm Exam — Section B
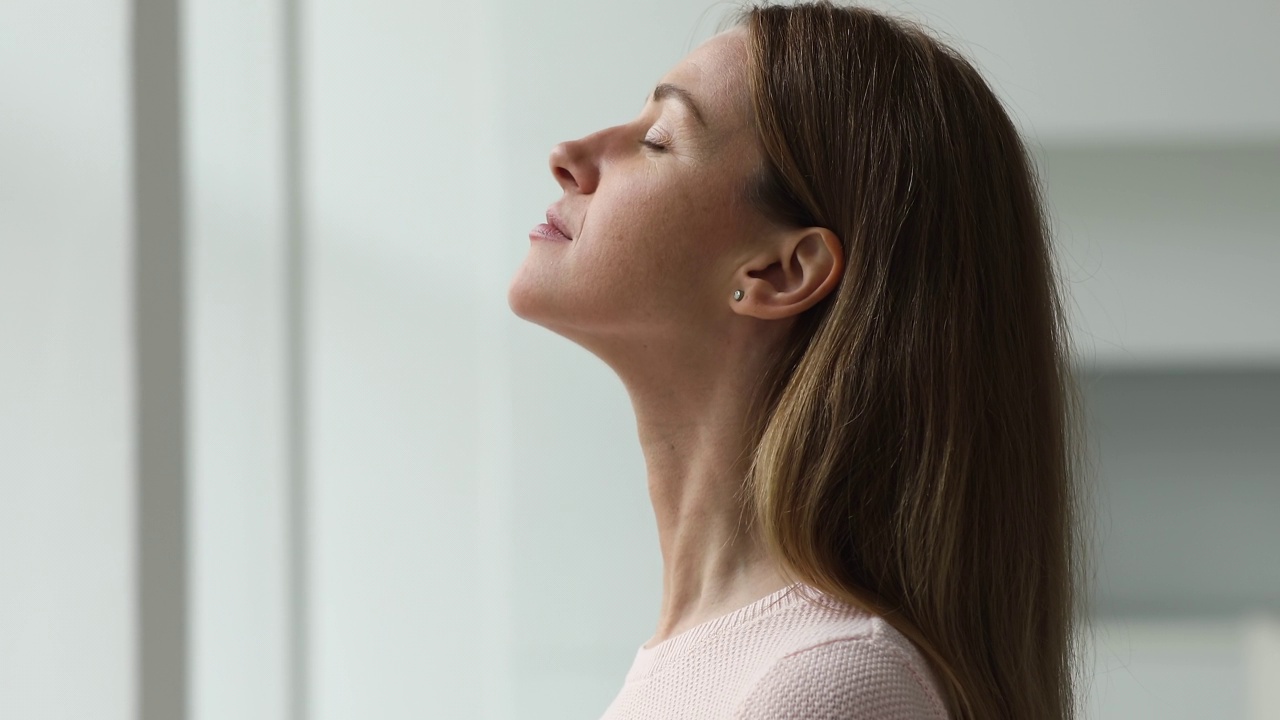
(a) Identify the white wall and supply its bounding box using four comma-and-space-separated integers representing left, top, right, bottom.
304, 1, 514, 717
0, 2, 135, 719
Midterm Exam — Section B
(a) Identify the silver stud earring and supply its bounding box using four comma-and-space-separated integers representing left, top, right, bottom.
733, 289, 744, 301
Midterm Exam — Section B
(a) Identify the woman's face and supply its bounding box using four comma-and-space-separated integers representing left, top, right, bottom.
508, 26, 775, 364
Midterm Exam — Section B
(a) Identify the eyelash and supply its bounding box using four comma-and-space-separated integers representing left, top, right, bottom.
641, 139, 668, 152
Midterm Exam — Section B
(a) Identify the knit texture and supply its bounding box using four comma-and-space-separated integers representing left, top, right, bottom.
597, 583, 951, 719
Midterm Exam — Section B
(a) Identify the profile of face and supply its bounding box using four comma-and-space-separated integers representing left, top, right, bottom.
508, 25, 841, 378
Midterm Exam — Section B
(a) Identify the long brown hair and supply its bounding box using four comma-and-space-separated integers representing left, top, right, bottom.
719, 2, 1084, 718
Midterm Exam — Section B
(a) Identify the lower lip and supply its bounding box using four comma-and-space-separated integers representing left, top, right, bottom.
530, 223, 571, 242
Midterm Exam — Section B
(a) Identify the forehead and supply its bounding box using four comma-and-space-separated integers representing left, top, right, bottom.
659, 27, 751, 135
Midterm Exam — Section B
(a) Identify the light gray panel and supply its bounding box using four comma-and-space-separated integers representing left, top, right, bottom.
1083, 370, 1280, 615
1040, 142, 1280, 367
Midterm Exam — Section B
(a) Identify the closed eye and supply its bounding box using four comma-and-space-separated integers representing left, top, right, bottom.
641, 126, 673, 152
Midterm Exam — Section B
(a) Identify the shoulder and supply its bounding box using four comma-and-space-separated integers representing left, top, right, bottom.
734, 619, 950, 720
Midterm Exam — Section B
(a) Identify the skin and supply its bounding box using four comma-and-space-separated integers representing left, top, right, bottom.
507, 26, 845, 647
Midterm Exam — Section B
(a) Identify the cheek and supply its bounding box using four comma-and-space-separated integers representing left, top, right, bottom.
582, 171, 741, 302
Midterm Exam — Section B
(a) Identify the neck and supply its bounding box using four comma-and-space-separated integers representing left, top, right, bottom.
623, 345, 791, 646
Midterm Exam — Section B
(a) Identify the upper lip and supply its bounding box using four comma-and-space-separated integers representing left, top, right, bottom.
545, 207, 573, 240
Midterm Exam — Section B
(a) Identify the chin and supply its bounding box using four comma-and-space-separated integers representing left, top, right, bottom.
506, 275, 565, 329
505, 280, 526, 318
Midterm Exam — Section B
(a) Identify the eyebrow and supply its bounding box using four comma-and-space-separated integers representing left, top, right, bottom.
647, 83, 708, 129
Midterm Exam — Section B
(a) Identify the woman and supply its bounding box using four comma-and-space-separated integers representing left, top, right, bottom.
509, 1, 1083, 718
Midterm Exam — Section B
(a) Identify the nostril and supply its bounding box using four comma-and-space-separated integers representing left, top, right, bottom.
549, 140, 593, 193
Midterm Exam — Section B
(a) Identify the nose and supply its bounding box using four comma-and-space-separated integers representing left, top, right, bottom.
548, 132, 605, 195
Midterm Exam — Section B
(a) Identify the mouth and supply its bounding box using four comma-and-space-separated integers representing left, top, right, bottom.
530, 222, 571, 242
545, 207, 574, 240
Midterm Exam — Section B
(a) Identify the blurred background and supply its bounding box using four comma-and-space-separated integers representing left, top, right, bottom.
1, 0, 1276, 718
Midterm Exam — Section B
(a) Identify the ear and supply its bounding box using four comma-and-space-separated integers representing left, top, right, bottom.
730, 227, 844, 320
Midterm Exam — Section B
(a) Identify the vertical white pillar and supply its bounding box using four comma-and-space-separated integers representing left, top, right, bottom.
184, 0, 293, 719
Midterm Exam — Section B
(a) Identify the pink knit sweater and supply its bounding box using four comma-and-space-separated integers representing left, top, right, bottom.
597, 582, 951, 719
